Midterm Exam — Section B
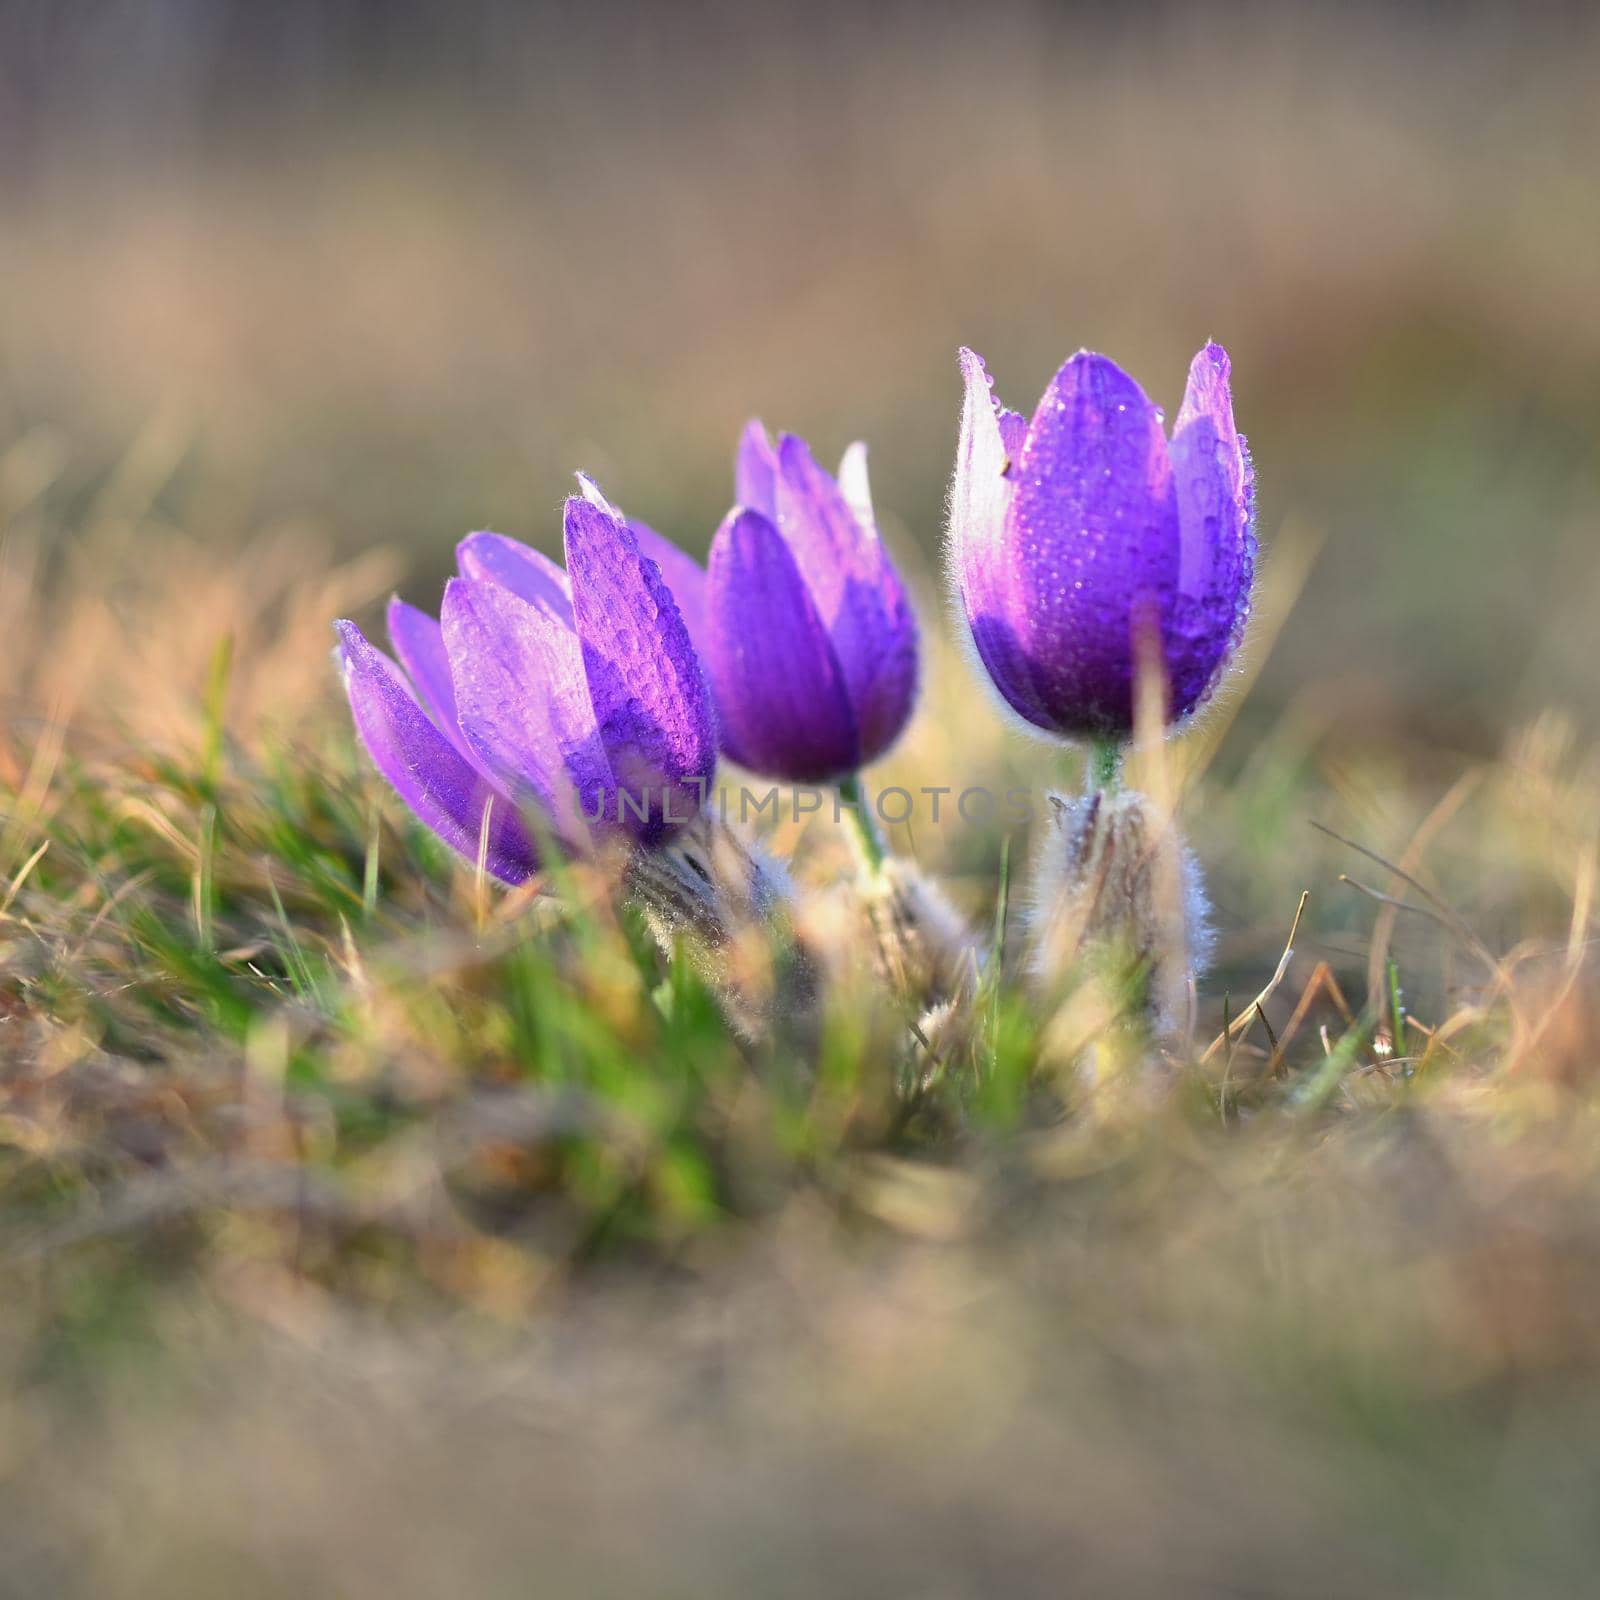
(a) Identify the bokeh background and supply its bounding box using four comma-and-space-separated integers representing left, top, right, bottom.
4, 0, 1598, 744
6, 5, 1600, 1595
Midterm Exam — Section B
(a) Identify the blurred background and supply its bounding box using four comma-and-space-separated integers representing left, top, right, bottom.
5, 6, 1600, 1594
3, 0, 1598, 746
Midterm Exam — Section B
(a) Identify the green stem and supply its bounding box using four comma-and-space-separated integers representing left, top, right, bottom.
1089, 738, 1124, 793
836, 774, 887, 876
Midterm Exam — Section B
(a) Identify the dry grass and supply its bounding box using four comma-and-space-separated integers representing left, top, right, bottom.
2, 426, 1600, 1591
5, 3, 1600, 1591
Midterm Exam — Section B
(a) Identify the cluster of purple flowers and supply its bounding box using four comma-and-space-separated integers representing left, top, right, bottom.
339, 344, 1255, 882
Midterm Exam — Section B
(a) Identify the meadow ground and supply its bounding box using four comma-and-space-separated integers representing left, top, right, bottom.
4, 4, 1600, 1594
4, 429, 1600, 1595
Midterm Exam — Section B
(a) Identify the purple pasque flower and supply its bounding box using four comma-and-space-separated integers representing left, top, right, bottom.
337, 486, 716, 885
950, 343, 1256, 741
599, 425, 919, 785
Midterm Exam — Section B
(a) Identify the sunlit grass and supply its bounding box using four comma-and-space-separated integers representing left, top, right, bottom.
1, 422, 1596, 1308
4, 6, 1600, 1586
0, 399, 1598, 1593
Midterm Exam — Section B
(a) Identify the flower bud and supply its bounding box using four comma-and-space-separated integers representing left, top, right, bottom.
949, 344, 1255, 741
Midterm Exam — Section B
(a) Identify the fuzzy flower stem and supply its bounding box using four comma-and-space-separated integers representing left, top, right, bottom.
1090, 738, 1123, 793
836, 773, 887, 877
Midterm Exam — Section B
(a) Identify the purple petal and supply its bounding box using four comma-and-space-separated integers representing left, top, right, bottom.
624, 511, 758, 767
456, 531, 573, 629
626, 518, 711, 665
386, 597, 475, 760
734, 421, 779, 518
998, 408, 1028, 459
772, 433, 917, 763
336, 620, 537, 886
572, 475, 747, 768
441, 577, 612, 842
773, 432, 877, 596
564, 496, 716, 844
835, 441, 926, 757
1171, 342, 1251, 595
1003, 351, 1180, 738
950, 348, 1055, 730
704, 508, 860, 784
837, 441, 876, 539
575, 473, 623, 521
618, 521, 751, 769
849, 571, 918, 764
949, 350, 1013, 557
1166, 341, 1257, 717
573, 473, 711, 665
